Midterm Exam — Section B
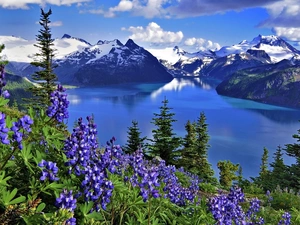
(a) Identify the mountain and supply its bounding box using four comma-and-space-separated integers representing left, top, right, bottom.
160, 35, 300, 79
0, 34, 173, 85
216, 60, 300, 108
72, 39, 172, 85
159, 46, 216, 77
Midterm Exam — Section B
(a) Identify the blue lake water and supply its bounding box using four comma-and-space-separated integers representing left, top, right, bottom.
66, 78, 300, 179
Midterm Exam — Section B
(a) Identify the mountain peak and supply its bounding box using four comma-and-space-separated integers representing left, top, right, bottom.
61, 34, 91, 46
97, 39, 123, 46
125, 39, 140, 49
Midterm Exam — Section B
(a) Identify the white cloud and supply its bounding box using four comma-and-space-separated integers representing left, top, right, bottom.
123, 22, 184, 44
87, 0, 170, 18
259, 0, 300, 41
273, 27, 300, 41
0, 0, 91, 9
50, 20, 63, 27
184, 37, 221, 50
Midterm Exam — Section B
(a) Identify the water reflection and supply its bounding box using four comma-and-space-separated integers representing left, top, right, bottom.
221, 96, 300, 124
150, 77, 218, 99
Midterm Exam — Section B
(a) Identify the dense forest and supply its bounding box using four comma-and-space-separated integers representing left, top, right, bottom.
0, 8, 300, 225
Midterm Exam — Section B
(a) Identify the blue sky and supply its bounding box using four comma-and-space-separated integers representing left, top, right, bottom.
0, 0, 300, 51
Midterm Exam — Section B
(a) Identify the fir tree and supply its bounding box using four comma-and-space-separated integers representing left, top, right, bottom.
284, 129, 300, 189
252, 147, 271, 190
147, 98, 181, 165
259, 147, 269, 178
269, 145, 289, 189
28, 8, 57, 109
194, 112, 215, 182
180, 120, 197, 169
124, 120, 146, 154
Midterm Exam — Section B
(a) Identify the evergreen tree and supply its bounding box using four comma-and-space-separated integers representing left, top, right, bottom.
259, 147, 269, 178
194, 112, 215, 182
217, 160, 239, 188
180, 120, 197, 169
124, 120, 146, 154
269, 145, 289, 189
148, 98, 181, 165
284, 128, 300, 189
252, 147, 271, 190
28, 8, 57, 109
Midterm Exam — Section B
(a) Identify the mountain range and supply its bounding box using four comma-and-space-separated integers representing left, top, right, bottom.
1, 34, 300, 107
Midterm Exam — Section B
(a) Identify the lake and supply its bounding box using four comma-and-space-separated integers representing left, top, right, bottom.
66, 77, 300, 179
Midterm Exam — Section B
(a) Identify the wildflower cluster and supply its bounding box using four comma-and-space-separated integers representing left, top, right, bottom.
278, 212, 291, 225
0, 112, 33, 149
0, 64, 9, 98
11, 115, 33, 149
64, 116, 98, 175
46, 84, 69, 123
56, 189, 77, 225
38, 159, 59, 181
0, 112, 9, 145
208, 186, 264, 224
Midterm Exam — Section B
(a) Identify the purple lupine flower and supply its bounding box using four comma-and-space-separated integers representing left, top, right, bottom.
38, 159, 59, 181
2, 90, 9, 99
66, 217, 76, 225
0, 112, 9, 145
56, 189, 77, 212
208, 187, 246, 224
278, 212, 291, 225
11, 115, 33, 149
246, 198, 261, 218
64, 117, 98, 175
47, 84, 69, 123
0, 64, 6, 95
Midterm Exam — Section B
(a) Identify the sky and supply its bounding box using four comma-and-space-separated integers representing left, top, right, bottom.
0, 0, 300, 52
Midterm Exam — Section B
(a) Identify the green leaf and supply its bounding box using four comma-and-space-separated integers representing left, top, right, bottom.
0, 171, 11, 186
86, 211, 103, 220
9, 195, 26, 205
36, 202, 46, 213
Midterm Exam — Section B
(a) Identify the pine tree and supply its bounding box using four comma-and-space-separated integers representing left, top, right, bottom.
284, 129, 300, 189
269, 145, 289, 189
148, 98, 181, 165
180, 120, 197, 169
194, 112, 215, 182
217, 160, 239, 188
124, 120, 146, 154
28, 8, 57, 109
252, 147, 271, 190
259, 147, 269, 178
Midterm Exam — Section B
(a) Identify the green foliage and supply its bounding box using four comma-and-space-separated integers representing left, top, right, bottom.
124, 120, 146, 154
266, 187, 300, 211
27, 8, 58, 110
179, 112, 215, 183
147, 97, 181, 165
199, 183, 217, 194
217, 160, 239, 189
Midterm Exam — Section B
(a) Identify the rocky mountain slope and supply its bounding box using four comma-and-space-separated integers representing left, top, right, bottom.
216, 59, 300, 108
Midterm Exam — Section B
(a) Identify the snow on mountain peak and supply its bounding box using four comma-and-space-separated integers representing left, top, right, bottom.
97, 39, 123, 46
61, 34, 91, 46
215, 34, 300, 62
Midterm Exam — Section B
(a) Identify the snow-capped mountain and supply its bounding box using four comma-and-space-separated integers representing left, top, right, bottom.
1, 34, 300, 86
0, 34, 173, 85
160, 34, 300, 78
215, 35, 300, 63
72, 39, 172, 85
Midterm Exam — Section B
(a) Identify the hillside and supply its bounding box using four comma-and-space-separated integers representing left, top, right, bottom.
216, 60, 300, 108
